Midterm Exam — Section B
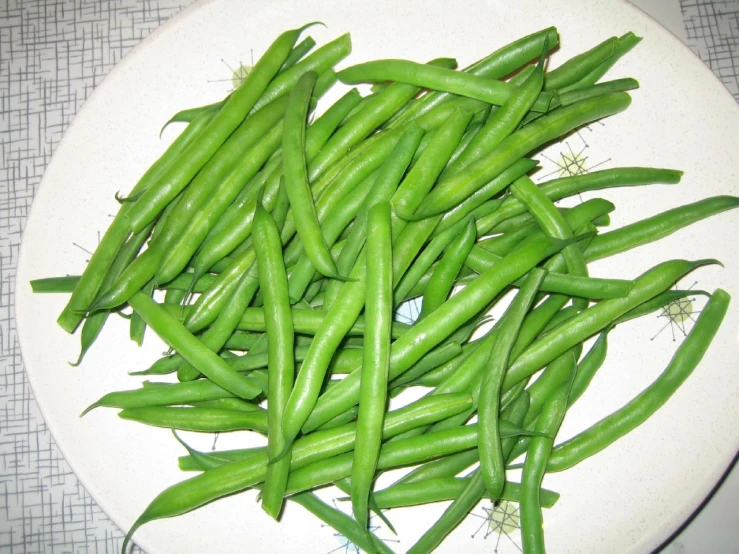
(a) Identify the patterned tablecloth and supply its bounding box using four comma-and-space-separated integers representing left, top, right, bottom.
1, 1, 738, 552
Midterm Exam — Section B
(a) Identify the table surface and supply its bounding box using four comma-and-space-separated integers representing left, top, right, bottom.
1, 1, 738, 553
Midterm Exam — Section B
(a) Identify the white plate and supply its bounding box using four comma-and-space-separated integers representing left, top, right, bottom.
15, 0, 739, 552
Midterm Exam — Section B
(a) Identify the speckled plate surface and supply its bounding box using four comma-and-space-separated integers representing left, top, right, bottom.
15, 0, 739, 552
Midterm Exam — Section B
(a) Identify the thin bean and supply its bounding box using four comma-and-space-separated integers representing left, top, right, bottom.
419, 217, 476, 320
479, 269, 545, 499
547, 289, 730, 472
544, 36, 617, 91
351, 202, 393, 528
118, 406, 268, 434
127, 292, 261, 399
373, 478, 560, 510
338, 60, 553, 112
568, 330, 609, 407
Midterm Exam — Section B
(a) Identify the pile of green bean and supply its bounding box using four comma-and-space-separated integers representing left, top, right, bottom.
31, 23, 736, 554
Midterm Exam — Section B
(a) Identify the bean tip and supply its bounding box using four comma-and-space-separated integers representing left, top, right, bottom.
79, 403, 98, 417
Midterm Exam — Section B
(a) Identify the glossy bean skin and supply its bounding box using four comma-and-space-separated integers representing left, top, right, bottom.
547, 289, 730, 472
559, 32, 642, 93
351, 202, 393, 528
191, 87, 362, 279
511, 175, 590, 310
278, 109, 472, 451
323, 126, 425, 310
250, 33, 352, 114
283, 71, 341, 278
568, 330, 609, 407
443, 49, 546, 177
388, 27, 559, 129
544, 35, 617, 91
253, 202, 295, 519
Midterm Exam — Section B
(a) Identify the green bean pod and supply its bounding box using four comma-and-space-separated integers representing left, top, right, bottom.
351, 202, 393, 529
118, 406, 268, 434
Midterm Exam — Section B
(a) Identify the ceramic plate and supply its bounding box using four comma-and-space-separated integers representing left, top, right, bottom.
16, 0, 739, 552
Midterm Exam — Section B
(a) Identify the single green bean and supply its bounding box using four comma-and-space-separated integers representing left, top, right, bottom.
351, 201, 393, 529
544, 36, 617, 91
118, 406, 268, 434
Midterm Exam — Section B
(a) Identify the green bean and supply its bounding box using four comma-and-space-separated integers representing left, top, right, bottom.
613, 289, 710, 326
584, 196, 739, 263
314, 406, 359, 431
558, 77, 639, 106
406, 93, 631, 220
127, 292, 261, 399
464, 244, 634, 300
544, 36, 617, 91
479, 269, 545, 500
286, 425, 480, 496
290, 492, 395, 554
392, 449, 480, 487
250, 33, 352, 114
222, 332, 262, 352
280, 35, 317, 71
568, 330, 609, 407
323, 126, 425, 310
503, 259, 717, 392
129, 281, 153, 346
338, 60, 553, 113
511, 175, 591, 310
188, 398, 263, 412
351, 202, 393, 529
178, 447, 265, 471
520, 368, 575, 554
287, 170, 376, 302
251, 201, 295, 519
30, 276, 80, 293
388, 27, 559, 129
547, 289, 729, 473
419, 217, 476, 320
389, 342, 463, 389
126, 25, 309, 234
82, 378, 250, 414
559, 32, 642, 93
70, 219, 156, 365
159, 102, 222, 136
303, 235, 571, 433
234, 307, 409, 337
278, 110, 472, 452
57, 109, 215, 333
118, 406, 268, 434
523, 349, 578, 428
372, 478, 560, 510
282, 72, 341, 278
